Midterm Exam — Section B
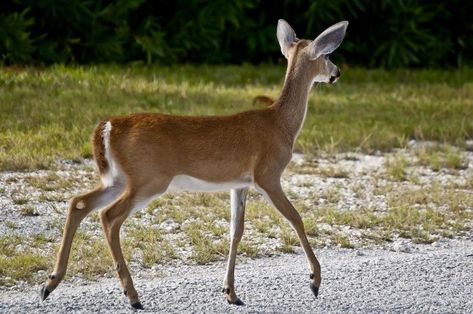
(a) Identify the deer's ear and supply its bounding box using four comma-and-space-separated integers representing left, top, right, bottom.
308, 21, 348, 60
277, 19, 297, 59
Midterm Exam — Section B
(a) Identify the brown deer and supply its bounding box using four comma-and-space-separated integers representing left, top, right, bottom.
40, 19, 348, 309
253, 95, 276, 106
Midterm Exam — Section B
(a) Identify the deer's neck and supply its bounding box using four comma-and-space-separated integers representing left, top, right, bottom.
275, 64, 313, 145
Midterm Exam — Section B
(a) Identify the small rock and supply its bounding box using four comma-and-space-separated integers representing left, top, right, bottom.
392, 242, 412, 253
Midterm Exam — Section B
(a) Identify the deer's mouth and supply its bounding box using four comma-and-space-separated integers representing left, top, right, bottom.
329, 76, 339, 84
329, 69, 341, 84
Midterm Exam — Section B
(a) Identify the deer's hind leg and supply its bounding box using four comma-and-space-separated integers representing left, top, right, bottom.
99, 189, 142, 309
99, 180, 169, 310
41, 184, 124, 301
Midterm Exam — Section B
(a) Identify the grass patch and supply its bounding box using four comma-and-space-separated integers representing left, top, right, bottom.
123, 224, 176, 267
318, 166, 350, 178
333, 234, 354, 249
26, 172, 76, 191
0, 254, 49, 286
20, 205, 39, 216
1, 66, 472, 170
300, 181, 473, 245
185, 222, 229, 264
384, 154, 408, 181
11, 193, 29, 205
5, 220, 17, 229
0, 235, 50, 285
415, 145, 469, 171
68, 232, 113, 279
279, 227, 299, 253
320, 187, 342, 204
239, 240, 260, 258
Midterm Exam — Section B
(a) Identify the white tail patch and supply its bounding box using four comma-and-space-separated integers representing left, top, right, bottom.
101, 121, 125, 188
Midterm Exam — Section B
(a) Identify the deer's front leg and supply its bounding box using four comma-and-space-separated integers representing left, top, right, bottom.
257, 181, 321, 298
223, 188, 248, 305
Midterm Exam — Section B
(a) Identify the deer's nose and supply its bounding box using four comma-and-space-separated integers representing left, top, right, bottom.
329, 69, 341, 84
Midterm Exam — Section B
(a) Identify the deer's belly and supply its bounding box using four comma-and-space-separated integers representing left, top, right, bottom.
167, 174, 253, 192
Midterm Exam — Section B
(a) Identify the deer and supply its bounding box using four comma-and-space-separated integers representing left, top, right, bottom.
40, 19, 348, 309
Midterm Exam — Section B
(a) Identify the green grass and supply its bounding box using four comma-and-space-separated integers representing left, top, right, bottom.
20, 205, 39, 216
0, 235, 50, 285
123, 224, 177, 267
415, 144, 469, 171
25, 172, 76, 191
384, 154, 408, 181
1, 65, 472, 170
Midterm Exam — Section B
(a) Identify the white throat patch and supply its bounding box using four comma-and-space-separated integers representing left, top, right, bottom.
313, 74, 330, 83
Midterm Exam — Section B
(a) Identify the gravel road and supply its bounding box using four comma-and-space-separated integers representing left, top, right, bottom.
1, 239, 472, 313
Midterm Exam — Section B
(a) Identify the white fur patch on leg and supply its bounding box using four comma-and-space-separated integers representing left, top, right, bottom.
76, 200, 86, 209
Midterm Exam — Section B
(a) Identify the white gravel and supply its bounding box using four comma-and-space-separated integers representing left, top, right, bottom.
0, 239, 472, 313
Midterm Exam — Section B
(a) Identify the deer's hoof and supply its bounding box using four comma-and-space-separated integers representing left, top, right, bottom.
39, 285, 50, 301
310, 283, 319, 298
227, 298, 245, 306
131, 301, 144, 310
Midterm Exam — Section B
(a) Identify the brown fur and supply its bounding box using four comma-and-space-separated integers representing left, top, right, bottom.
43, 20, 347, 308
106, 108, 287, 187
253, 95, 275, 106
92, 120, 108, 175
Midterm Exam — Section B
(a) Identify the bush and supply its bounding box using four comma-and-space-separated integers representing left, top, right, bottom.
0, 0, 471, 67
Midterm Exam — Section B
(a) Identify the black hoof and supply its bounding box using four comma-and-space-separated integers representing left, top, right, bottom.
40, 285, 50, 301
310, 283, 319, 298
227, 298, 245, 306
234, 298, 245, 306
131, 301, 144, 310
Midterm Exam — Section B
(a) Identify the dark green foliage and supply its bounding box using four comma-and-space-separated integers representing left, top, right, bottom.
0, 9, 34, 63
0, 0, 471, 67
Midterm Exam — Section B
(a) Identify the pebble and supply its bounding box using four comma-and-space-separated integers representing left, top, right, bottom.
355, 250, 365, 256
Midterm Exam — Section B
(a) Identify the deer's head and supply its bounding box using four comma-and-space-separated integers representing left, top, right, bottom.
277, 19, 348, 84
